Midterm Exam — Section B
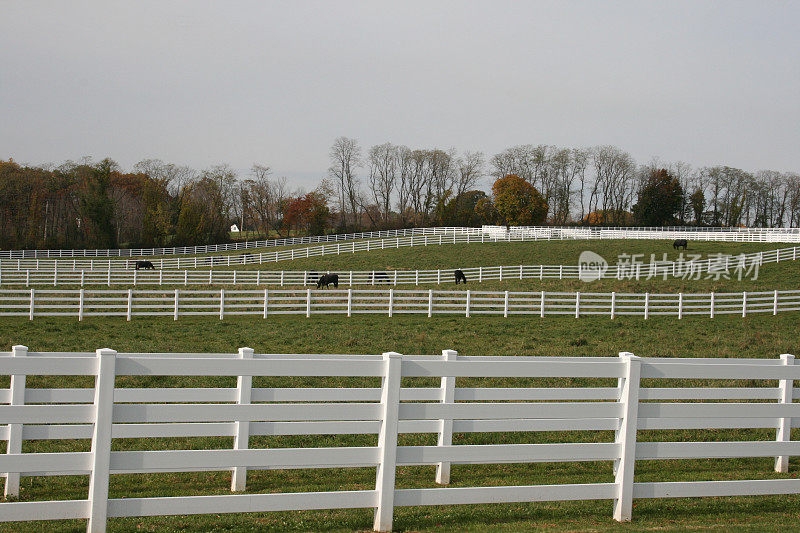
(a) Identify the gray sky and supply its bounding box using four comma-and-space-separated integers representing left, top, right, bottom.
2, 1, 799, 189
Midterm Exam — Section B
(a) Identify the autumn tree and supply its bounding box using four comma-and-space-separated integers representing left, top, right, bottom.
491, 174, 548, 226
284, 192, 330, 235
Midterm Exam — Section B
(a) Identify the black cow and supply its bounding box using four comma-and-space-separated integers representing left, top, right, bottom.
316, 273, 339, 289
454, 269, 468, 284
135, 260, 155, 270
672, 239, 688, 250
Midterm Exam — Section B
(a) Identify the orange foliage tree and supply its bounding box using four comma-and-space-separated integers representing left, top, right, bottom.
491, 174, 548, 226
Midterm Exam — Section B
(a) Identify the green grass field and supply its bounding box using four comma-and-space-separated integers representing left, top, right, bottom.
2, 239, 800, 532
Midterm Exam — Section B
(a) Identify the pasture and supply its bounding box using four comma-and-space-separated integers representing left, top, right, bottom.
1, 235, 800, 532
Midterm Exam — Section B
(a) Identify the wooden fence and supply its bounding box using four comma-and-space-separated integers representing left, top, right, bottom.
1, 348, 800, 531
4, 225, 800, 259
2, 288, 799, 320
0, 246, 788, 287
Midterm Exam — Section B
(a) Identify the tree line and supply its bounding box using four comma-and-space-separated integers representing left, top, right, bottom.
2, 139, 799, 250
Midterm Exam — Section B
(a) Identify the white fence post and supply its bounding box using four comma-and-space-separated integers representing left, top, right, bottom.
88, 348, 117, 533
231, 347, 254, 491
465, 290, 471, 317
503, 290, 509, 317
428, 289, 433, 317
540, 291, 545, 318
678, 293, 683, 319
173, 289, 179, 321
4, 345, 27, 498
79, 288, 85, 321
28, 288, 34, 320
575, 292, 580, 318
388, 289, 394, 317
644, 292, 649, 320
306, 289, 312, 317
775, 353, 795, 473
347, 288, 352, 317
614, 351, 641, 522
742, 291, 747, 318
126, 289, 132, 321
263, 289, 269, 318
373, 352, 402, 532
710, 292, 715, 318
219, 289, 225, 320
610, 292, 616, 320
436, 349, 457, 484
774, 290, 779, 315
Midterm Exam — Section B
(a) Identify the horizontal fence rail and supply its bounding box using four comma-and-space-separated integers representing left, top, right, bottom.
0, 348, 799, 531
2, 231, 798, 273
4, 225, 800, 259
2, 288, 799, 320
0, 246, 788, 287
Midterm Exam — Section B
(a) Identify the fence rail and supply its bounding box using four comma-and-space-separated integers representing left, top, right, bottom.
3, 288, 799, 320
3, 231, 798, 273
1, 348, 799, 531
4, 225, 800, 260
0, 247, 787, 287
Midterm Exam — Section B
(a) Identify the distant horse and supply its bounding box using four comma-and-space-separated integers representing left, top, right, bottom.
316, 274, 339, 289
373, 272, 391, 284
135, 260, 155, 270
672, 239, 688, 250
454, 269, 468, 284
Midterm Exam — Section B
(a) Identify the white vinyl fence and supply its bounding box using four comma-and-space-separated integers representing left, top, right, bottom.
3, 288, 799, 320
7, 228, 800, 272
5, 225, 800, 259
483, 225, 800, 242
0, 226, 471, 259
0, 246, 789, 287
1, 347, 800, 531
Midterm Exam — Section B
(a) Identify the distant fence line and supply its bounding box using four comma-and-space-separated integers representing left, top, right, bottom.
0, 246, 789, 287
1, 348, 800, 530
3, 288, 798, 321
3, 225, 800, 260
3, 231, 799, 273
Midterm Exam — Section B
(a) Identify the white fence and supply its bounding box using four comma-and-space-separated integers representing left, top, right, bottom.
4, 288, 799, 320
0, 246, 787, 287
483, 225, 800, 242
0, 227, 471, 259
3, 231, 797, 273
5, 225, 800, 259
1, 347, 800, 531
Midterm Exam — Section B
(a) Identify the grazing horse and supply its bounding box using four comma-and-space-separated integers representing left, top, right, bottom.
672, 239, 688, 250
135, 260, 155, 270
373, 272, 391, 284
316, 273, 339, 289
454, 269, 468, 284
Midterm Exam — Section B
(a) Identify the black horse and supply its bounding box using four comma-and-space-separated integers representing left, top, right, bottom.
454, 269, 468, 284
135, 260, 155, 270
373, 272, 391, 284
316, 274, 339, 289
672, 239, 688, 250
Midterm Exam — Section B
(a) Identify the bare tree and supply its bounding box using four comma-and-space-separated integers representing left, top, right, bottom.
367, 142, 398, 224
328, 137, 362, 229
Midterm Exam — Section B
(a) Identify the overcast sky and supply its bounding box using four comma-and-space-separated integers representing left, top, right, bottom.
2, 1, 799, 189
